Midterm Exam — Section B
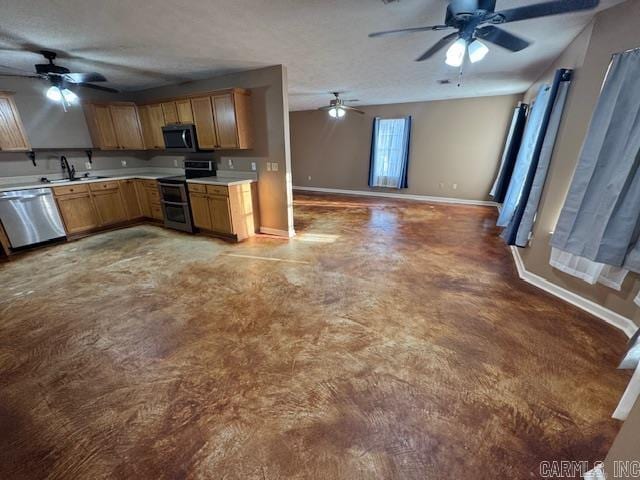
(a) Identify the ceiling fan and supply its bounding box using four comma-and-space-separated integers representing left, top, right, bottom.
369, 0, 600, 66
318, 92, 364, 118
0, 50, 118, 110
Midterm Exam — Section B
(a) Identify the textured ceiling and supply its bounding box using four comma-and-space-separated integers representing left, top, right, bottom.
0, 0, 624, 111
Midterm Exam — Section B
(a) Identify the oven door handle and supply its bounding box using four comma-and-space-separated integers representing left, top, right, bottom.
161, 200, 188, 206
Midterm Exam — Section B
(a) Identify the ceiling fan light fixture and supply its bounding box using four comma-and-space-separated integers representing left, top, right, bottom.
445, 38, 467, 67
61, 88, 78, 104
328, 106, 346, 118
468, 39, 489, 63
46, 85, 63, 102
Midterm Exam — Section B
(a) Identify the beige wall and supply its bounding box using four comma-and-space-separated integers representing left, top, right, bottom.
519, 0, 640, 326
604, 397, 640, 478
134, 65, 293, 235
290, 94, 520, 201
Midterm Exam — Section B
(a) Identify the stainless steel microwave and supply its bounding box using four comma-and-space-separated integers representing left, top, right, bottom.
162, 124, 198, 152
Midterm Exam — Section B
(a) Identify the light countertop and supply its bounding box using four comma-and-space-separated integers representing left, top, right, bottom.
186, 176, 256, 187
0, 171, 176, 193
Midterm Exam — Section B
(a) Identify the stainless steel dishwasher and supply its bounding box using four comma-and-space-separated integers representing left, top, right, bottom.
0, 188, 66, 248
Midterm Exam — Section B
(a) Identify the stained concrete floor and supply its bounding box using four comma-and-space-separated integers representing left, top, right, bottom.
0, 193, 630, 479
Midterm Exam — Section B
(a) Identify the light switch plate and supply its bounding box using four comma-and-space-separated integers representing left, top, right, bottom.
121, 160, 127, 167
271, 162, 279, 172
173, 159, 179, 167
228, 159, 234, 169
251, 162, 257, 171
266, 162, 272, 172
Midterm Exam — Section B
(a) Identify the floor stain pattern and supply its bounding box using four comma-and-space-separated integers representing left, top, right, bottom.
0, 193, 630, 479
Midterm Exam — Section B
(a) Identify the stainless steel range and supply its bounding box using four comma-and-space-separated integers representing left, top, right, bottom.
158, 160, 216, 232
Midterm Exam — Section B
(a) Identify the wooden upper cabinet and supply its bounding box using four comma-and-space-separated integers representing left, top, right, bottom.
191, 96, 218, 149
212, 93, 238, 149
0, 93, 30, 151
139, 104, 165, 149
109, 104, 145, 150
161, 102, 179, 125
84, 102, 143, 150
133, 88, 252, 151
175, 99, 194, 124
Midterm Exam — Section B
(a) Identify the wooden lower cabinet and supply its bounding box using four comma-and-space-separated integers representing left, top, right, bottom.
91, 188, 128, 226
55, 192, 100, 234
53, 179, 159, 235
209, 195, 232, 233
190, 193, 212, 230
188, 182, 258, 241
119, 180, 142, 219
135, 179, 163, 221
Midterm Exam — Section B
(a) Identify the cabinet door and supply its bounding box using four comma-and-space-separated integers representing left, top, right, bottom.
109, 104, 145, 150
209, 195, 232, 234
175, 99, 194, 124
190, 96, 218, 149
120, 180, 142, 219
190, 193, 212, 230
136, 180, 152, 217
0, 94, 30, 151
56, 194, 99, 234
138, 105, 162, 149
92, 188, 128, 226
91, 104, 119, 149
212, 93, 238, 149
161, 102, 179, 124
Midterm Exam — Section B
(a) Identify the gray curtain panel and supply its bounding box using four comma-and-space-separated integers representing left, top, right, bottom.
496, 84, 552, 227
514, 76, 572, 246
550, 50, 640, 270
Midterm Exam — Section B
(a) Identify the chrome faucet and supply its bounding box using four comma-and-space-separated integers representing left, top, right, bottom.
61, 155, 76, 181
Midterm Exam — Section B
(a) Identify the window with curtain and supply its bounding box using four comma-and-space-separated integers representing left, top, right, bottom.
369, 117, 411, 189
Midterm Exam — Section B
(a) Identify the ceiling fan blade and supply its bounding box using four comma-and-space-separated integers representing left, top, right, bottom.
64, 72, 107, 83
494, 0, 599, 24
73, 82, 119, 93
342, 105, 365, 115
0, 63, 39, 75
415, 32, 459, 62
475, 26, 530, 52
0, 73, 42, 79
369, 25, 451, 38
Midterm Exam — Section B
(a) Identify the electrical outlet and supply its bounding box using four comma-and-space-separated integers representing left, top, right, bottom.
228, 159, 234, 169
85, 162, 92, 170
308, 175, 312, 181
439, 182, 444, 189
121, 160, 127, 167
251, 162, 257, 171
266, 162, 272, 172
452, 183, 458, 190
173, 159, 179, 167
271, 162, 279, 172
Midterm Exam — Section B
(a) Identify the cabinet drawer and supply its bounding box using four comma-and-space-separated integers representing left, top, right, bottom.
53, 184, 89, 196
206, 185, 228, 196
139, 179, 158, 189
150, 203, 163, 220
89, 180, 120, 192
188, 183, 206, 193
147, 188, 160, 203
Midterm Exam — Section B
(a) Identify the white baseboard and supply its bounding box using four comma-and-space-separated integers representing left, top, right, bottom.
292, 186, 498, 207
510, 246, 638, 338
259, 226, 296, 238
